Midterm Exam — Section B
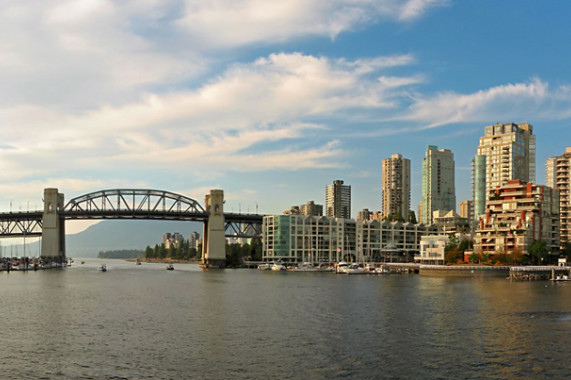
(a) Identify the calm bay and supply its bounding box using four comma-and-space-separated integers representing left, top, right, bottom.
0, 259, 569, 379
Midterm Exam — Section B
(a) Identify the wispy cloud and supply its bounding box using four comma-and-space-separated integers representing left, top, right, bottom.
176, 0, 449, 48
399, 78, 571, 127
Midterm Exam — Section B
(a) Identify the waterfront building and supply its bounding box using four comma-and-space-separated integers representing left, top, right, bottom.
382, 154, 411, 219
414, 235, 448, 265
262, 214, 437, 263
473, 180, 559, 257
473, 122, 536, 220
419, 145, 456, 225
326, 180, 351, 219
547, 147, 571, 246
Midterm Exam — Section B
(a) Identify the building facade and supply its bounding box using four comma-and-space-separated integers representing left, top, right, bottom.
326, 180, 351, 219
300, 201, 323, 216
415, 235, 448, 265
547, 147, 571, 247
419, 145, 456, 225
459, 200, 473, 223
474, 180, 559, 256
262, 214, 437, 263
473, 122, 536, 220
382, 154, 411, 219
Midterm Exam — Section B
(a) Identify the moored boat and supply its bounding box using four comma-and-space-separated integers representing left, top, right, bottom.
271, 262, 286, 271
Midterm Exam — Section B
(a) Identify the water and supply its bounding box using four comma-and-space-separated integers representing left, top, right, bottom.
0, 259, 569, 379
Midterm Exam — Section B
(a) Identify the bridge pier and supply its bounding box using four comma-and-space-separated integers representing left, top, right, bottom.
41, 188, 66, 262
201, 190, 226, 268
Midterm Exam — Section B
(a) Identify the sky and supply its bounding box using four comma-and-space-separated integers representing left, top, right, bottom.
1, 0, 571, 234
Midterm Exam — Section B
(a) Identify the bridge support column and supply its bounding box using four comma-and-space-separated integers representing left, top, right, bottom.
41, 188, 66, 262
201, 189, 226, 268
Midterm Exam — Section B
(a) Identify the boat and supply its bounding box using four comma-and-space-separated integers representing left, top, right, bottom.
257, 263, 271, 270
100, 264, 107, 272
166, 264, 175, 271
270, 262, 286, 271
136, 258, 141, 265
552, 274, 570, 281
336, 262, 366, 274
293, 262, 335, 272
80, 261, 85, 265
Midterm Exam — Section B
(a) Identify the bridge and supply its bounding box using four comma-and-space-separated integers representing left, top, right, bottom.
0, 188, 264, 268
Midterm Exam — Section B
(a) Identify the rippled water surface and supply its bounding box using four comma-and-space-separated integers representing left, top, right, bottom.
0, 259, 570, 379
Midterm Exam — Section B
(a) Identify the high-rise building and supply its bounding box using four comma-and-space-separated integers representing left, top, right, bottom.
419, 145, 456, 225
459, 200, 473, 223
473, 122, 536, 219
382, 154, 411, 219
545, 156, 557, 189
326, 180, 351, 219
547, 147, 571, 247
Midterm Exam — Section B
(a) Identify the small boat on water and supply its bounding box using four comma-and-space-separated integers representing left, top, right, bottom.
552, 274, 570, 281
336, 262, 367, 274
166, 264, 175, 271
136, 258, 141, 265
271, 262, 286, 271
100, 264, 107, 272
257, 263, 271, 270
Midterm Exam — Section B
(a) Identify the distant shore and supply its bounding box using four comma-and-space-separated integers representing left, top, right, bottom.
125, 258, 201, 264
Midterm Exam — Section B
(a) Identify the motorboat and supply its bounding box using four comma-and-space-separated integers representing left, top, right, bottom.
257, 263, 271, 270
136, 258, 142, 265
336, 262, 366, 274
552, 274, 570, 281
100, 264, 107, 272
166, 264, 175, 271
270, 262, 286, 271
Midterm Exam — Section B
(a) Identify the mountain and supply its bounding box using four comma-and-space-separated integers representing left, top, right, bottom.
66, 220, 203, 257
0, 220, 203, 258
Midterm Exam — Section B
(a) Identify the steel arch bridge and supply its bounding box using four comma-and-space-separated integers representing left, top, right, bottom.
0, 188, 263, 239
63, 189, 207, 221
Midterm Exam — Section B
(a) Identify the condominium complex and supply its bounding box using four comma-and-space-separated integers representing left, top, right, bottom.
262, 214, 438, 263
546, 147, 571, 246
474, 180, 559, 256
326, 180, 351, 219
473, 122, 536, 220
381, 154, 411, 219
419, 145, 456, 225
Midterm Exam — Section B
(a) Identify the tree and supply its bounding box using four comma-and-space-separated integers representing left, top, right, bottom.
529, 240, 547, 265
408, 211, 417, 224
445, 233, 459, 253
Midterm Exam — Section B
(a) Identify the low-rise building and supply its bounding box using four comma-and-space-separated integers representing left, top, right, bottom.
415, 235, 448, 265
474, 180, 559, 256
262, 215, 437, 263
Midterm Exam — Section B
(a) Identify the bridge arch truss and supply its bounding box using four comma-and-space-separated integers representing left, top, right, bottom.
63, 189, 207, 221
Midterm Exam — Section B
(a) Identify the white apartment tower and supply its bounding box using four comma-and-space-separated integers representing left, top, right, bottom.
326, 180, 351, 219
473, 122, 536, 220
382, 154, 411, 219
546, 147, 571, 247
419, 145, 456, 225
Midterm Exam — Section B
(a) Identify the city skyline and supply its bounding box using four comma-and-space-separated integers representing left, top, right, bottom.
2, 1, 571, 234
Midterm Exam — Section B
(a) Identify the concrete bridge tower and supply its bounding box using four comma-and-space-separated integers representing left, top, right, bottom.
41, 188, 66, 262
201, 189, 226, 268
